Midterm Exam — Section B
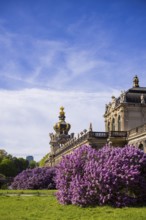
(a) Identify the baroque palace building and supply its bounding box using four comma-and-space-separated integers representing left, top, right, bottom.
45, 76, 146, 166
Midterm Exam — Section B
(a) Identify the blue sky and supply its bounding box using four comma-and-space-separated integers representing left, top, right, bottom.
0, 0, 146, 161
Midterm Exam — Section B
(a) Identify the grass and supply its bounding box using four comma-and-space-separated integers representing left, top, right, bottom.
0, 189, 55, 196
0, 190, 146, 220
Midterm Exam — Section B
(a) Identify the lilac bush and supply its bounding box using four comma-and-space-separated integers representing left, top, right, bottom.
55, 145, 146, 207
11, 167, 56, 189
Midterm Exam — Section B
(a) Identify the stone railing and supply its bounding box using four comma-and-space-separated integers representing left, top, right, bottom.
109, 131, 127, 137
54, 130, 128, 157
128, 123, 146, 137
90, 132, 108, 138
55, 131, 110, 157
55, 132, 90, 157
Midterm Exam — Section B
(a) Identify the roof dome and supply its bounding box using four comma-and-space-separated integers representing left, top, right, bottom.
53, 107, 71, 135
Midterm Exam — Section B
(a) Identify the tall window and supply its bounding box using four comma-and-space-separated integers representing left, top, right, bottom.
139, 143, 143, 150
112, 118, 115, 131
118, 115, 121, 131
107, 122, 110, 131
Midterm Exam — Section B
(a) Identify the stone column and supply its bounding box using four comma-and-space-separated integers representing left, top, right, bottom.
121, 109, 125, 131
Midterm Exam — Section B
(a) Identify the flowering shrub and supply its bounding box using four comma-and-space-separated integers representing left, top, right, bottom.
56, 145, 146, 207
11, 167, 56, 189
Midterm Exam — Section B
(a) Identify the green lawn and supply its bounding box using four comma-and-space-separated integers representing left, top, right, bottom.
0, 189, 55, 195
0, 190, 146, 220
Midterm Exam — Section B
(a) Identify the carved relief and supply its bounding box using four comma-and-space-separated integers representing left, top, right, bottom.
141, 94, 145, 104
120, 91, 126, 103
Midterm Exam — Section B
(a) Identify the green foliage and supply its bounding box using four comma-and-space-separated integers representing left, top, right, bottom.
0, 158, 16, 177
29, 160, 37, 169
0, 149, 29, 178
39, 153, 50, 167
0, 149, 12, 162
13, 157, 29, 173
0, 173, 6, 179
0, 173, 6, 189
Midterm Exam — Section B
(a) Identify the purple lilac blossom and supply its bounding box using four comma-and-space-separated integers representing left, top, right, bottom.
11, 167, 56, 189
55, 145, 146, 207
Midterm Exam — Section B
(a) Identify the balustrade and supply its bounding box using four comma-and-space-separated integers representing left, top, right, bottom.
54, 130, 128, 157
109, 131, 127, 137
128, 123, 146, 137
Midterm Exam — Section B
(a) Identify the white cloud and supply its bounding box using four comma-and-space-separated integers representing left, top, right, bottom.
0, 88, 120, 161
0, 14, 146, 163
0, 23, 146, 93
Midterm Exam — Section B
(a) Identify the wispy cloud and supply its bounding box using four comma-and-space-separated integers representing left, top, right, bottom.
0, 87, 121, 161
0, 18, 146, 92
0, 0, 146, 162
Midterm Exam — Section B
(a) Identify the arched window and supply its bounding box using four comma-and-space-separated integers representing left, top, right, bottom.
118, 115, 121, 131
139, 143, 143, 150
112, 118, 115, 131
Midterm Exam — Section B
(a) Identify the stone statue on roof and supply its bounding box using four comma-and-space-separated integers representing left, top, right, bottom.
141, 94, 145, 104
120, 91, 126, 103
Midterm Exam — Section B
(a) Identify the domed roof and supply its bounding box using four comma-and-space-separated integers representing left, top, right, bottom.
104, 76, 146, 116
124, 76, 146, 103
53, 107, 71, 135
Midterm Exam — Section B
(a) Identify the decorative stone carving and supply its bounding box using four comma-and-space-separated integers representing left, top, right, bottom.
89, 123, 93, 131
49, 133, 54, 140
105, 104, 108, 114
111, 96, 116, 109
120, 91, 126, 103
106, 102, 112, 113
141, 94, 145, 104
133, 75, 139, 88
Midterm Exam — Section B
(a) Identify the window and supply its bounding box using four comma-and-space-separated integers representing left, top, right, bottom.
139, 143, 143, 150
112, 118, 115, 131
118, 115, 121, 131
107, 122, 110, 131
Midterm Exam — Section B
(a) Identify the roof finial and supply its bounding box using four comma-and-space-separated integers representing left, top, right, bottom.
89, 123, 93, 131
59, 106, 65, 121
133, 75, 139, 88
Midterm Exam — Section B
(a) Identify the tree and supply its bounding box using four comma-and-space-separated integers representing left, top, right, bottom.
29, 160, 37, 169
0, 158, 17, 177
0, 149, 29, 177
39, 153, 50, 167
13, 157, 29, 174
0, 149, 12, 162
0, 173, 6, 188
